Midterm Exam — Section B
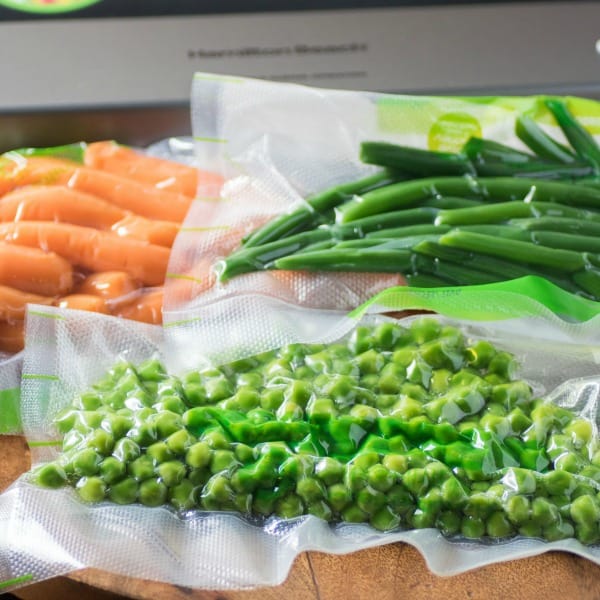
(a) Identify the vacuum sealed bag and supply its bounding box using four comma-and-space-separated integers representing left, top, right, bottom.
0, 138, 221, 434
166, 74, 600, 323
1, 277, 600, 592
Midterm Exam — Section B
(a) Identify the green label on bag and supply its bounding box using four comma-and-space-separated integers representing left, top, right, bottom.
428, 112, 482, 152
0, 387, 21, 434
351, 276, 600, 323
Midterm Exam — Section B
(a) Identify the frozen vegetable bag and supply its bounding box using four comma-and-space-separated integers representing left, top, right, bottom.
165, 73, 600, 331
2, 278, 600, 591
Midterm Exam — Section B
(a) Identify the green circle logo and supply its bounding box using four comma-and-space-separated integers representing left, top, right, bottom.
428, 112, 482, 153
0, 0, 100, 13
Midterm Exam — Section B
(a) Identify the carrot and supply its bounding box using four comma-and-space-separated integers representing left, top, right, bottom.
111, 288, 163, 324
0, 155, 76, 196
84, 141, 223, 198
110, 214, 179, 248
0, 285, 53, 321
0, 243, 73, 296
0, 222, 169, 287
0, 185, 126, 228
0, 320, 24, 353
76, 271, 141, 301
67, 167, 193, 222
56, 294, 108, 314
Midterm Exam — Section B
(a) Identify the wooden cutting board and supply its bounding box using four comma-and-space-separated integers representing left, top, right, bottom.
3, 435, 600, 600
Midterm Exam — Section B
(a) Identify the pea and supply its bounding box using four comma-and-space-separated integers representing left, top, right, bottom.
378, 363, 406, 395
465, 340, 495, 369
306, 397, 337, 423
138, 478, 168, 507
276, 400, 304, 421
210, 450, 239, 474
76, 392, 103, 411
501, 468, 537, 495
367, 464, 395, 492
327, 483, 352, 512
386, 485, 414, 515
505, 495, 530, 525
127, 422, 157, 447
315, 457, 344, 485
114, 438, 141, 463
461, 516, 486, 539
418, 488, 443, 517
554, 452, 584, 473
437, 510, 462, 536
169, 479, 197, 510
153, 395, 187, 415
280, 455, 313, 480
402, 468, 428, 497
391, 396, 425, 420
411, 508, 436, 529
201, 428, 231, 450
108, 477, 138, 504
185, 442, 212, 469
86, 429, 115, 456
147, 441, 174, 463
543, 520, 575, 542
570, 495, 600, 525
32, 463, 67, 488
76, 476, 106, 503
101, 414, 134, 440
72, 448, 102, 476
275, 493, 304, 519
410, 317, 441, 345
382, 454, 408, 475
464, 493, 500, 520
441, 477, 468, 508
370, 505, 401, 531
233, 443, 255, 464
128, 455, 156, 481
189, 468, 211, 487
99, 457, 126, 484
507, 408, 532, 434
488, 351, 518, 380
156, 460, 187, 487
486, 511, 514, 538
342, 503, 369, 523
429, 369, 453, 395
233, 492, 253, 514
542, 470, 575, 496
348, 326, 375, 354
518, 521, 542, 538
575, 523, 600, 545
388, 435, 410, 454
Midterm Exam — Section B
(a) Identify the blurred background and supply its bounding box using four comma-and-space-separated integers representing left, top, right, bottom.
0, 0, 599, 151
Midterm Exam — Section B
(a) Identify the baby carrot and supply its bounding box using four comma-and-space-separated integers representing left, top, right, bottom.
0, 243, 73, 296
67, 167, 193, 222
85, 141, 223, 198
0, 222, 169, 287
111, 288, 163, 324
56, 294, 109, 314
76, 271, 140, 301
0, 155, 76, 196
0, 185, 126, 228
0, 320, 24, 354
110, 214, 179, 248
0, 284, 53, 321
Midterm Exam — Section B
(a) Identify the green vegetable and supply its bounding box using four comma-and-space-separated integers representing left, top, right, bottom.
515, 114, 577, 163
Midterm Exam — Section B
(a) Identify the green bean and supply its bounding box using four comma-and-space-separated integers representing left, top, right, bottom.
545, 98, 600, 171
243, 171, 396, 248
508, 216, 600, 233
274, 248, 412, 273
360, 141, 475, 176
515, 114, 577, 163
332, 235, 442, 250
421, 197, 483, 209
412, 254, 504, 285
439, 230, 586, 272
405, 273, 451, 287
366, 224, 451, 239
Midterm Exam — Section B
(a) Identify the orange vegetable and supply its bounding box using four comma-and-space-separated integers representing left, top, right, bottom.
84, 141, 223, 198
0, 222, 169, 287
76, 271, 140, 301
0, 185, 125, 228
0, 155, 76, 196
56, 294, 108, 314
0, 284, 53, 321
110, 214, 179, 248
0, 320, 24, 353
0, 243, 73, 296
68, 167, 193, 222
112, 288, 163, 324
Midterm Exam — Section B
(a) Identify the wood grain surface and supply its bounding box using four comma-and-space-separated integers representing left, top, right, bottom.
3, 435, 600, 600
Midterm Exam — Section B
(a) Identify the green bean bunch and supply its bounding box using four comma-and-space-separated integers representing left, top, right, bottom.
218, 99, 600, 300
34, 318, 600, 544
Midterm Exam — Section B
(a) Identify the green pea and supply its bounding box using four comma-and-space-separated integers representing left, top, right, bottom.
436, 510, 462, 536
259, 387, 284, 412
465, 340, 496, 369
236, 371, 263, 388
507, 408, 532, 434
139, 478, 168, 507
370, 505, 401, 531
99, 457, 126, 484
518, 522, 542, 539
342, 503, 369, 523
202, 474, 233, 505
183, 382, 207, 407
76, 392, 103, 411
410, 317, 441, 345
542, 470, 575, 496
276, 400, 304, 421
128, 455, 156, 481
344, 465, 368, 493
543, 520, 575, 542
252, 490, 276, 516
366, 464, 395, 492
295, 477, 326, 503
85, 429, 115, 455
391, 396, 425, 420
315, 457, 344, 485
108, 477, 138, 504
411, 508, 436, 529
275, 493, 304, 519
233, 492, 253, 514
440, 477, 468, 508
169, 478, 197, 510
153, 395, 187, 415
32, 462, 67, 488
356, 486, 387, 515
373, 322, 406, 350
501, 468, 536, 495
461, 516, 486, 539
420, 340, 463, 371
418, 488, 443, 517
486, 511, 514, 538
402, 468, 428, 497
388, 435, 410, 454
185, 442, 212, 469
488, 351, 518, 380
570, 494, 600, 525
303, 499, 331, 521
464, 493, 500, 520
327, 483, 352, 512
575, 523, 600, 545
382, 454, 409, 475
504, 495, 530, 525
233, 443, 255, 464
156, 460, 187, 487
554, 452, 584, 473
127, 422, 157, 447
147, 441, 174, 464
280, 455, 314, 480
72, 448, 102, 477
101, 414, 134, 440
188, 468, 211, 487
491, 381, 532, 411
306, 397, 338, 423
429, 369, 453, 395
348, 326, 375, 354
564, 419, 593, 448
76, 476, 106, 503
201, 428, 231, 450
378, 363, 406, 395
113, 438, 141, 463
210, 450, 239, 474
